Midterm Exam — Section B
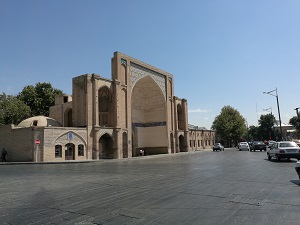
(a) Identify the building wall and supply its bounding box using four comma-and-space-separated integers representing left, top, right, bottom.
43, 127, 87, 162
188, 129, 216, 150
1, 51, 215, 162
0, 125, 42, 162
111, 52, 178, 156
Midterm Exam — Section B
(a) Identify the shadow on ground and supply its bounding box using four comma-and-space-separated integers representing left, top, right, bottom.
290, 180, 300, 186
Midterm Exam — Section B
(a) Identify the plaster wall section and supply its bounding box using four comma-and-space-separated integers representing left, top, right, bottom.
72, 75, 88, 127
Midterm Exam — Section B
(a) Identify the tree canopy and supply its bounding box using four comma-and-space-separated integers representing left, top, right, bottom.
17, 82, 63, 117
0, 93, 31, 125
212, 105, 247, 147
258, 113, 276, 140
248, 125, 260, 140
289, 116, 300, 138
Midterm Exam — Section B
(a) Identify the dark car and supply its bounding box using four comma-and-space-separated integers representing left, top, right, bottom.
250, 141, 266, 151
213, 143, 224, 151
296, 161, 300, 179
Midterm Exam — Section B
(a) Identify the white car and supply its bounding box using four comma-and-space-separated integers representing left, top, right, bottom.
267, 141, 300, 161
238, 142, 250, 151
267, 140, 276, 148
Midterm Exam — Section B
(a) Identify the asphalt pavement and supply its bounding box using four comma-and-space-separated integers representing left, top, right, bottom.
0, 148, 299, 225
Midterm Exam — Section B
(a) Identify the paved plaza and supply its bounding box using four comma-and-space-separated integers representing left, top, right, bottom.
1, 148, 300, 225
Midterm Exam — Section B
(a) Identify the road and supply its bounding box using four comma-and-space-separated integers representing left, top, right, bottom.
1, 148, 300, 225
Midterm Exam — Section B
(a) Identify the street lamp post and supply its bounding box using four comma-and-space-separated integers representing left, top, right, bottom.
263, 88, 283, 141
263, 107, 272, 115
294, 107, 300, 117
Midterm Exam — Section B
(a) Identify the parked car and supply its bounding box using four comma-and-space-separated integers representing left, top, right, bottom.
238, 142, 250, 151
267, 141, 300, 161
213, 143, 224, 151
250, 141, 266, 151
296, 161, 300, 179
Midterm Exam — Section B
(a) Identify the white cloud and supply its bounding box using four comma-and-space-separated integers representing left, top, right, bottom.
188, 108, 210, 113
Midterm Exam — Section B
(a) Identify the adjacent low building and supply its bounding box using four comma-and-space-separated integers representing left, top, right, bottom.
0, 52, 215, 162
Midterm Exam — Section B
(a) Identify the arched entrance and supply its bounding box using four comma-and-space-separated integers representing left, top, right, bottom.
65, 143, 75, 160
170, 133, 174, 153
122, 132, 128, 158
131, 75, 167, 155
179, 135, 185, 152
99, 134, 114, 159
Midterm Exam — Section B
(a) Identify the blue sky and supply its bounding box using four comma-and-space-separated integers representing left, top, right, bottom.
1, 0, 300, 129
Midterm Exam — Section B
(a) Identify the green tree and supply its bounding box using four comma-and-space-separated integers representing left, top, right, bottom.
258, 114, 276, 141
17, 82, 63, 116
248, 125, 260, 141
212, 106, 247, 147
0, 93, 31, 125
289, 116, 300, 138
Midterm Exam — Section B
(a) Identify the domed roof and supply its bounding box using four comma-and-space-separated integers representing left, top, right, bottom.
18, 116, 62, 127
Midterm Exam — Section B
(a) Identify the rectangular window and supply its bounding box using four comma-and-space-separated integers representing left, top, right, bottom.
78, 145, 84, 156
55, 145, 62, 158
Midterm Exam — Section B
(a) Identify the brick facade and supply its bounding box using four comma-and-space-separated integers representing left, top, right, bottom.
0, 52, 215, 162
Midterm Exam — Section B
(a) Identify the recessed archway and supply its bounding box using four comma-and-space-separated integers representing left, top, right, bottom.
131, 75, 168, 155
64, 108, 72, 127
179, 135, 185, 152
99, 133, 114, 159
122, 132, 128, 158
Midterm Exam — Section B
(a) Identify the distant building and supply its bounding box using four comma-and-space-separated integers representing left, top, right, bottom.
0, 52, 215, 162
273, 123, 297, 141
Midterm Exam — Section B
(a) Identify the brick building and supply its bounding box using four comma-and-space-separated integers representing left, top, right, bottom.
0, 52, 215, 162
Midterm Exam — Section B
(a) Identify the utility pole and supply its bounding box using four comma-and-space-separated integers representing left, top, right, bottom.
263, 88, 283, 141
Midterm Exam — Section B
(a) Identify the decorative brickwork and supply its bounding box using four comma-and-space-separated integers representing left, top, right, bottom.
130, 62, 166, 99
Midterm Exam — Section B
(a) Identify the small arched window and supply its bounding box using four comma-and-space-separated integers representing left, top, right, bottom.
55, 145, 62, 158
78, 144, 84, 156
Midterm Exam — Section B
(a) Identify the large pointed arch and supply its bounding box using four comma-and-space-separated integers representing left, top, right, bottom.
131, 75, 168, 155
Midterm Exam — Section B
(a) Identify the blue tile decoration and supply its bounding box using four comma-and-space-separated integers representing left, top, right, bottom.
121, 58, 127, 66
132, 121, 166, 127
130, 62, 166, 99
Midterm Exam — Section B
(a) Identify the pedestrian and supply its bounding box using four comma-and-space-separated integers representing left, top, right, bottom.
144, 150, 147, 156
1, 148, 8, 162
140, 149, 144, 156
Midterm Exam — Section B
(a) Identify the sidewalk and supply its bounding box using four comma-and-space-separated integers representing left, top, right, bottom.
0, 149, 213, 165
